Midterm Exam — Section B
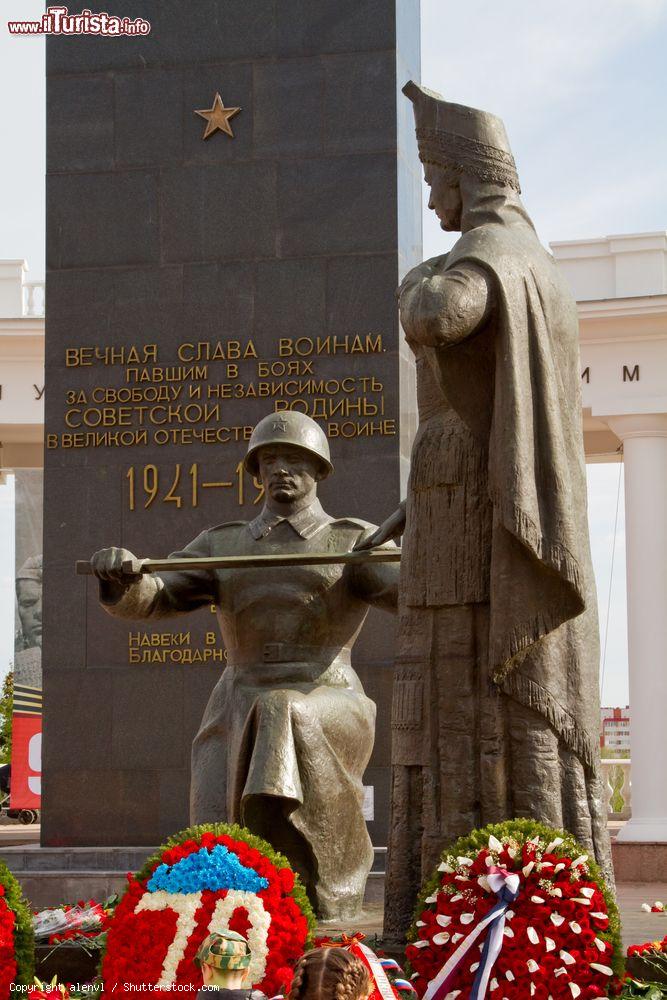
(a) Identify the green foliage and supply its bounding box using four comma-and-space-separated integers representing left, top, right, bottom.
408, 817, 624, 979
134, 822, 316, 941
0, 855, 34, 985
0, 671, 13, 766
619, 979, 667, 999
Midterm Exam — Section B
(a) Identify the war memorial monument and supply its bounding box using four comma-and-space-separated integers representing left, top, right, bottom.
42, 0, 421, 869
38, 0, 614, 959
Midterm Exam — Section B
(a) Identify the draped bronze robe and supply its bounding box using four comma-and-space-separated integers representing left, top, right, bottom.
384, 196, 613, 939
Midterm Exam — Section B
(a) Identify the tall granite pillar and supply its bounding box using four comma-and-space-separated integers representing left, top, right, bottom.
608, 414, 667, 843
42, 1, 421, 846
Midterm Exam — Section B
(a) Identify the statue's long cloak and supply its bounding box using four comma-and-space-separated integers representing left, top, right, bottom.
434, 223, 599, 768
430, 218, 610, 871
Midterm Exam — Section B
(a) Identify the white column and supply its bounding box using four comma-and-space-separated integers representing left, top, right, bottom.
607, 413, 667, 842
0, 259, 27, 316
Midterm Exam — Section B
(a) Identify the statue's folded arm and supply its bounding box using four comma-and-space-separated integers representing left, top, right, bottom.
400, 261, 493, 348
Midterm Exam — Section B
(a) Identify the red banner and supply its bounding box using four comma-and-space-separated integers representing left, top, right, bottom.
10, 714, 41, 809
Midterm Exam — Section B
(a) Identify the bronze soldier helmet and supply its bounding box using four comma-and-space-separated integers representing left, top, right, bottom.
16, 554, 43, 584
245, 410, 334, 478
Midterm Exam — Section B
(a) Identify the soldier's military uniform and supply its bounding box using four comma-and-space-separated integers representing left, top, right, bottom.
195, 929, 266, 1000
98, 413, 398, 921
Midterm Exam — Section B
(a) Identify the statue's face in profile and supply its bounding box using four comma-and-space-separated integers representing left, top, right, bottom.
17, 578, 42, 648
257, 445, 322, 504
424, 162, 462, 232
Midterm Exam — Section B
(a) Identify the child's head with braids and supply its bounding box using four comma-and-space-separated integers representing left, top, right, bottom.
288, 948, 372, 1000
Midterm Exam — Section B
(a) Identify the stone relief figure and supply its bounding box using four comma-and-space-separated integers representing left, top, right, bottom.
90, 411, 398, 921
358, 83, 613, 940
16, 555, 43, 651
15, 555, 43, 691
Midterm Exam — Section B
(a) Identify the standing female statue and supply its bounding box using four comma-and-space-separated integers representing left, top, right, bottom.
358, 83, 613, 940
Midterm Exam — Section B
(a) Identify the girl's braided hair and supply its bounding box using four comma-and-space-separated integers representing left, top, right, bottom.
287, 948, 372, 1000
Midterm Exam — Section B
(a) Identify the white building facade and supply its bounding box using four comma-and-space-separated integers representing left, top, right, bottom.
0, 260, 44, 471
552, 231, 667, 844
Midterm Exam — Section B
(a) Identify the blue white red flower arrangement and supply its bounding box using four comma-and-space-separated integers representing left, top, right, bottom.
100, 823, 315, 997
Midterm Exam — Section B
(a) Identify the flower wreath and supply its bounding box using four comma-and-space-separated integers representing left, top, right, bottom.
0, 857, 35, 999
406, 819, 623, 1000
100, 823, 315, 997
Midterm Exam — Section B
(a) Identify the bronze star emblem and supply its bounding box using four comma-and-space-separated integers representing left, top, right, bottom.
272, 416, 289, 433
194, 92, 241, 140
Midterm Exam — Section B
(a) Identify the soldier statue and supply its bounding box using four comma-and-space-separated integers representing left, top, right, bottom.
90, 410, 398, 921
358, 82, 614, 940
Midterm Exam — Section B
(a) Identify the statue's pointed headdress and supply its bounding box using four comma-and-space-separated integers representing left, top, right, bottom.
403, 81, 520, 192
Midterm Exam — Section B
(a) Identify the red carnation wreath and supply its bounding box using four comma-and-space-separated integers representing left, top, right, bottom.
101, 824, 315, 997
406, 820, 623, 1000
0, 859, 34, 999
0, 885, 17, 1000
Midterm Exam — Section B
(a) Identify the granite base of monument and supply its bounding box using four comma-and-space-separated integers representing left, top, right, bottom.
0, 844, 387, 910
0, 845, 153, 908
2, 839, 661, 910
612, 841, 667, 882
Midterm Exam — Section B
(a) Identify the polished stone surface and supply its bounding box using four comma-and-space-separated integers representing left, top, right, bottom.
43, 0, 421, 848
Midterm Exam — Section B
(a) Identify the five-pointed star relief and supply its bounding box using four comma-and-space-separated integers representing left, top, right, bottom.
194, 92, 241, 139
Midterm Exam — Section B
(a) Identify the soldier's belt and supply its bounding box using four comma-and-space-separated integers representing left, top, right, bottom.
76, 549, 401, 575
228, 643, 353, 666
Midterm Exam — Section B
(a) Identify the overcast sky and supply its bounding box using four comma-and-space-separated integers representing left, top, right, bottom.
420, 0, 667, 259
2, 0, 664, 703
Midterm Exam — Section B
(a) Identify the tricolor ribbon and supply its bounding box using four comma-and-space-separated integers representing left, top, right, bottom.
355, 941, 402, 1000
423, 867, 520, 1000
392, 980, 418, 993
